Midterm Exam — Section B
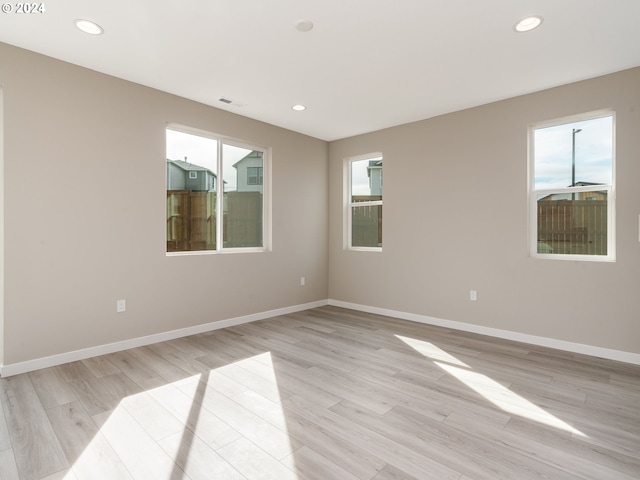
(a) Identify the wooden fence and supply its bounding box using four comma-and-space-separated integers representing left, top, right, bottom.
352, 195, 382, 247
225, 191, 263, 248
537, 199, 607, 255
167, 190, 262, 252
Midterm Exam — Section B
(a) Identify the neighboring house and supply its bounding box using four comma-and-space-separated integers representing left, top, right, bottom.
233, 151, 264, 192
368, 159, 383, 195
167, 159, 217, 192
539, 182, 607, 201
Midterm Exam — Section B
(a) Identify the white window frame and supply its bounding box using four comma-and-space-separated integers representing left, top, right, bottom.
528, 110, 615, 262
166, 124, 271, 255
344, 152, 383, 251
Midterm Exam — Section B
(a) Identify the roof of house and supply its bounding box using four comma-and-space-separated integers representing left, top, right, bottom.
572, 181, 603, 187
233, 151, 262, 169
167, 159, 217, 176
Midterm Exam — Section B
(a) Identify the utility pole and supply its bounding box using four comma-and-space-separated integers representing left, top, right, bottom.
572, 128, 582, 200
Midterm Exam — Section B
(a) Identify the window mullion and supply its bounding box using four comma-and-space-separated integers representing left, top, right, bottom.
350, 200, 382, 208
217, 140, 224, 251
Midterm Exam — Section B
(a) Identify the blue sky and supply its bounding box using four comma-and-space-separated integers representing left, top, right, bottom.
534, 115, 613, 190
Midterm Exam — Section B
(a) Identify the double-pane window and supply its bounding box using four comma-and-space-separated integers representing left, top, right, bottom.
347, 154, 383, 249
166, 127, 268, 253
530, 112, 614, 260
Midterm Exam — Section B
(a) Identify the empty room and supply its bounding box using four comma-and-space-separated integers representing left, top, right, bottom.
1, 1, 639, 479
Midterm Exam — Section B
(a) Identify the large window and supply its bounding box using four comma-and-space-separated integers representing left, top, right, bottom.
530, 112, 614, 261
166, 127, 269, 253
346, 154, 383, 250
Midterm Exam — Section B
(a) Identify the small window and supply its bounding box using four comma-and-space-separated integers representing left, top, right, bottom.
530, 112, 614, 261
166, 127, 269, 253
247, 166, 263, 185
346, 154, 383, 250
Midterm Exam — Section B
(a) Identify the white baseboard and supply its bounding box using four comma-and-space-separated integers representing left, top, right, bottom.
328, 299, 640, 366
0, 300, 328, 377
3, 297, 637, 377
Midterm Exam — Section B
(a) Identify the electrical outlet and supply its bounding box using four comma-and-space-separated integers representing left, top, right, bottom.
470, 290, 477, 301
116, 299, 126, 313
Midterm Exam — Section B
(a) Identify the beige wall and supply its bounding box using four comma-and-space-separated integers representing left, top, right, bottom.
329, 67, 640, 355
2, 41, 639, 368
0, 43, 329, 365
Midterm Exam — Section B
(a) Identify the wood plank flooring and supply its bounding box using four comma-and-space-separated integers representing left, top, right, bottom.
1, 305, 639, 479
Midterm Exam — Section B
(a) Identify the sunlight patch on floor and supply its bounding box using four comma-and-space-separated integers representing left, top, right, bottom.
435, 362, 586, 436
395, 335, 470, 367
63, 352, 301, 479
396, 334, 586, 437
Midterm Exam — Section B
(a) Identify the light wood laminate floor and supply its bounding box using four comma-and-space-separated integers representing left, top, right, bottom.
1, 306, 639, 479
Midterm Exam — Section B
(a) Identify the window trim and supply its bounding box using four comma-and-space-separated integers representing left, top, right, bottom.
166, 124, 271, 255
528, 110, 616, 262
344, 152, 383, 251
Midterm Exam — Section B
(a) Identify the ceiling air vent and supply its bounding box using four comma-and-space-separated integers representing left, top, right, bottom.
218, 97, 245, 107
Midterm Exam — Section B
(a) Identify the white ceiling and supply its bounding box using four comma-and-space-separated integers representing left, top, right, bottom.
1, 1, 639, 141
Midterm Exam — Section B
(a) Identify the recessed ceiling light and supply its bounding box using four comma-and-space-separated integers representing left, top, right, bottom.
295, 20, 314, 32
292, 104, 307, 111
75, 19, 104, 35
514, 16, 543, 33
